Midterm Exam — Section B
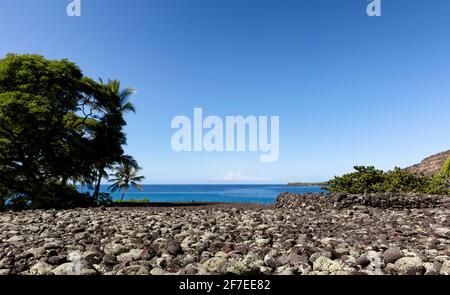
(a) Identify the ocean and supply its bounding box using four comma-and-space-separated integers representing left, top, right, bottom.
82, 184, 325, 204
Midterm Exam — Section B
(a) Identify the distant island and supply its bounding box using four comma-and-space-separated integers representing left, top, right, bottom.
287, 182, 328, 187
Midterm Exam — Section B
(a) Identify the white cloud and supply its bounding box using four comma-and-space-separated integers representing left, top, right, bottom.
220, 171, 271, 182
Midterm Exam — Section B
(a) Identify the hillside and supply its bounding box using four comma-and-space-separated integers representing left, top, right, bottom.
405, 150, 450, 178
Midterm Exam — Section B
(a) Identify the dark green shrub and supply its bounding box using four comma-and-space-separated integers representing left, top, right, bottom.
441, 156, 450, 180
96, 193, 113, 206
375, 168, 430, 193
1, 183, 98, 210
326, 166, 450, 195
326, 166, 385, 194
7, 195, 30, 211
33, 182, 93, 209
0, 195, 5, 210
114, 198, 150, 204
427, 174, 450, 195
0, 187, 12, 210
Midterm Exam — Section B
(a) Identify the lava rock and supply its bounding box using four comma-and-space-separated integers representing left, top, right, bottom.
383, 248, 404, 264
166, 239, 182, 256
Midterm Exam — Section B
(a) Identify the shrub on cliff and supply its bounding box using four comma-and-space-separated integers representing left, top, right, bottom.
326, 166, 450, 195
425, 156, 450, 195
440, 156, 450, 180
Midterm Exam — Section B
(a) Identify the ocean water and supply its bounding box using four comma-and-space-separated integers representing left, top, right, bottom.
81, 184, 325, 204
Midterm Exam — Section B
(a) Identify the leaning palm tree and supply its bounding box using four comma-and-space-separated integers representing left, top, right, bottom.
108, 162, 145, 201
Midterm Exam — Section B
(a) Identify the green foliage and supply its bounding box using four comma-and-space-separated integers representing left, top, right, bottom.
441, 156, 450, 179
114, 198, 150, 204
427, 174, 450, 195
34, 182, 93, 209
423, 156, 450, 195
0, 54, 140, 209
326, 166, 385, 194
96, 193, 113, 206
326, 166, 450, 195
374, 168, 430, 193
0, 186, 10, 209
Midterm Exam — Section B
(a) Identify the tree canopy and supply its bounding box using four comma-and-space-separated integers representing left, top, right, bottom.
0, 54, 140, 209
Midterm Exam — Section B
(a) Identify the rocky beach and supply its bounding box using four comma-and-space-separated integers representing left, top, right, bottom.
1, 193, 450, 276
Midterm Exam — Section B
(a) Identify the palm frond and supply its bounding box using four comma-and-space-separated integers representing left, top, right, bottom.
108, 177, 121, 183
132, 176, 145, 182
121, 102, 136, 113
131, 182, 144, 191
120, 88, 135, 99
108, 183, 121, 193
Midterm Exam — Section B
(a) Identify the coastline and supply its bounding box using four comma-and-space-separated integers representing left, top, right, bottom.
1, 193, 449, 275
287, 182, 328, 187
77, 184, 325, 204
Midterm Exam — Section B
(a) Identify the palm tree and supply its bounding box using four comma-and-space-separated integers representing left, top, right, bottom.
92, 79, 137, 200
106, 79, 136, 114
72, 175, 86, 192
108, 162, 145, 201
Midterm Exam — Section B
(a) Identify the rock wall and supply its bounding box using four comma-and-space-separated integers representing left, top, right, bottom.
276, 192, 450, 210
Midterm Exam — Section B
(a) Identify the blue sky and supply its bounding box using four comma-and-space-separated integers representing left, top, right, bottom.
1, 0, 450, 184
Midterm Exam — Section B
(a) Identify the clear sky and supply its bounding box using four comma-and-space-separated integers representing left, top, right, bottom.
1, 0, 450, 184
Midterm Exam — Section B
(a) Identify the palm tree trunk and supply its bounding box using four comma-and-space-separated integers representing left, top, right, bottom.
93, 167, 104, 200
120, 188, 128, 201
61, 176, 69, 187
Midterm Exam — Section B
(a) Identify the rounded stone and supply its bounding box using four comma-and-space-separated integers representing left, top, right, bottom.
383, 248, 404, 264
394, 257, 424, 275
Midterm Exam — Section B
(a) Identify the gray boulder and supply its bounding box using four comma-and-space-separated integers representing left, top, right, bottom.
116, 265, 150, 275
30, 262, 54, 275
394, 257, 424, 275
383, 248, 404, 264
104, 243, 129, 256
